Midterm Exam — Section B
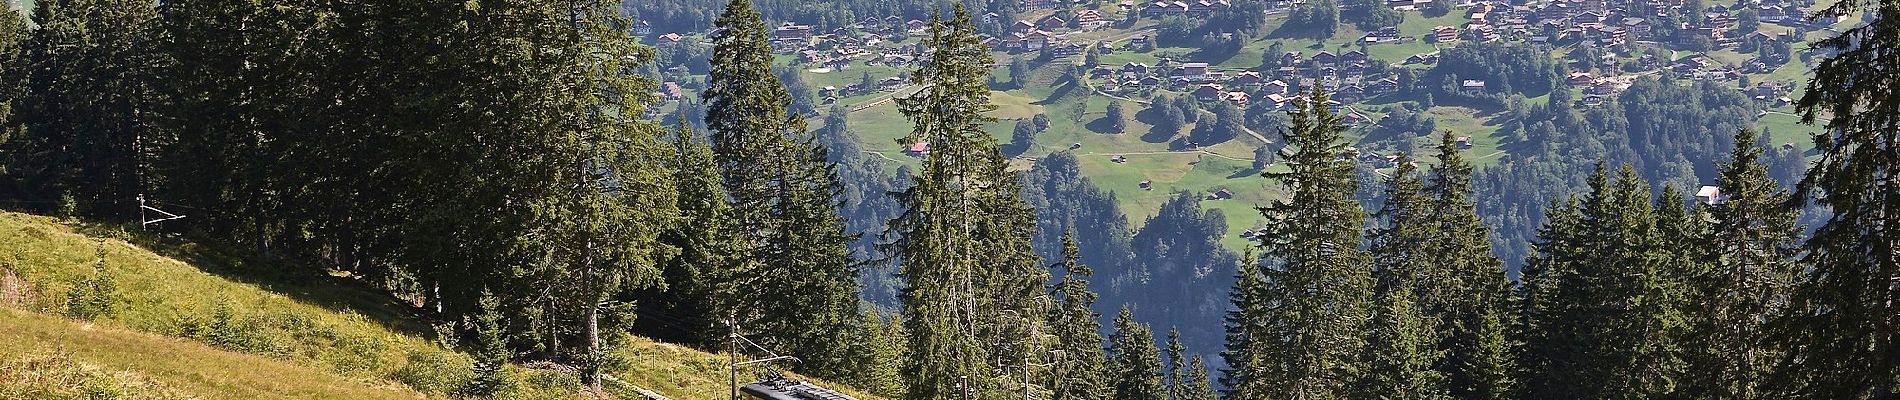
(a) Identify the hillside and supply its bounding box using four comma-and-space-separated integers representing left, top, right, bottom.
0, 212, 878, 400
646, 0, 1845, 253
1, 308, 423, 399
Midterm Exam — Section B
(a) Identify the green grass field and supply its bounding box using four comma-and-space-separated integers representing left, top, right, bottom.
1, 309, 424, 400
0, 212, 470, 398
0, 212, 881, 400
1755, 111, 1817, 149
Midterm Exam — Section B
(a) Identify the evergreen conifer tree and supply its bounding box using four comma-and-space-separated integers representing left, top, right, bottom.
1110, 306, 1167, 400
1772, 1, 1900, 389
646, 118, 749, 346
1166, 328, 1187, 400
1221, 251, 1267, 400
1251, 90, 1373, 399
1048, 233, 1110, 400
1181, 356, 1220, 400
704, 0, 862, 378
844, 311, 907, 397
1359, 155, 1450, 400
0, 6, 25, 154
1423, 132, 1516, 399
6, 0, 162, 219
533, 1, 680, 388
464, 291, 514, 397
1681, 129, 1800, 399
1521, 165, 1689, 398
888, 7, 1049, 399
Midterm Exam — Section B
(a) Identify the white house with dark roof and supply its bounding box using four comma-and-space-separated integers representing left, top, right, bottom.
1462, 79, 1487, 94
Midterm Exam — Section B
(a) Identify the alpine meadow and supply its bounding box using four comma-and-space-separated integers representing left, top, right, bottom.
3, 0, 1900, 398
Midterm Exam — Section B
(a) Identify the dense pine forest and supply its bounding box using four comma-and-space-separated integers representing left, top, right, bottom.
2, 0, 1900, 398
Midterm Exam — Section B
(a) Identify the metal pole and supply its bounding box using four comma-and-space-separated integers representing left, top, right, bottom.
729, 315, 739, 400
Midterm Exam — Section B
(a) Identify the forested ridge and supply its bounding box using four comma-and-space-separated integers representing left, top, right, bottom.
3, 0, 1900, 398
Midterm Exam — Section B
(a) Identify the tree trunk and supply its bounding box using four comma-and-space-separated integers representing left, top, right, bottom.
583, 233, 601, 393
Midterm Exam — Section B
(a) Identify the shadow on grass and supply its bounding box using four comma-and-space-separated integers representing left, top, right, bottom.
1034, 79, 1080, 105
1186, 45, 1241, 66
1228, 166, 1267, 179
1143, 126, 1183, 144
1266, 22, 1332, 43
1086, 116, 1124, 134
76, 222, 439, 341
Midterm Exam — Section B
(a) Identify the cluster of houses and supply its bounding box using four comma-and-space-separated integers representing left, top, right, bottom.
1336, 0, 1815, 106
632, 0, 1831, 113
1090, 49, 1402, 111
1379, 0, 1829, 51
816, 75, 914, 104
1748, 79, 1798, 106
1560, 71, 1637, 106
1139, 0, 1237, 16
986, 15, 1093, 55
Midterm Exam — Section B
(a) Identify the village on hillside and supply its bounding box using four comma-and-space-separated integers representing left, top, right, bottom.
637, 0, 1829, 112
627, 0, 1847, 245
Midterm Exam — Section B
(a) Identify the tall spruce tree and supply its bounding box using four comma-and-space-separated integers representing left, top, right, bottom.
766, 122, 863, 376
0, 9, 19, 206
644, 118, 749, 345
1637, 185, 1695, 396
533, 1, 679, 388
154, 0, 356, 262
888, 6, 1048, 400
1048, 233, 1110, 400
1221, 251, 1268, 400
1772, 0, 1900, 395
1521, 165, 1689, 399
844, 310, 908, 397
1166, 328, 1187, 400
705, 0, 790, 230
1110, 306, 1167, 400
1181, 356, 1220, 400
1250, 91, 1373, 399
1515, 196, 1583, 399
703, 0, 861, 378
1423, 131, 1515, 400
0, 7, 24, 155
1681, 129, 1800, 399
5, 0, 162, 219
1359, 155, 1451, 400
359, 1, 679, 388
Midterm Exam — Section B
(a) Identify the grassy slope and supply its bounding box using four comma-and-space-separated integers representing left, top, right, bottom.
0, 212, 457, 398
0, 308, 422, 399
0, 212, 882, 400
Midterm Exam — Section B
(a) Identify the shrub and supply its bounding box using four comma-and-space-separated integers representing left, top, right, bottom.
176, 300, 284, 356
389, 350, 474, 395
62, 245, 117, 320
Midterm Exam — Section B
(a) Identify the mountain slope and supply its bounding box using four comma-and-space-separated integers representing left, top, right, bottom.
0, 308, 423, 399
0, 212, 880, 400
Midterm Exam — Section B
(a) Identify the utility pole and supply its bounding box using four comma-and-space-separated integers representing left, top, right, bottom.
729, 315, 739, 400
